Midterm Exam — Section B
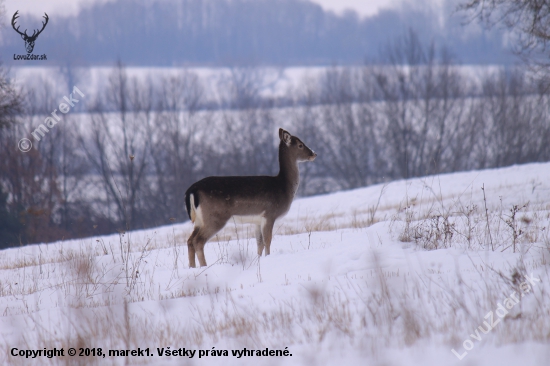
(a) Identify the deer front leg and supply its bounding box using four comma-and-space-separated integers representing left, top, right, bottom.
187, 229, 198, 268
262, 220, 275, 256
255, 224, 265, 256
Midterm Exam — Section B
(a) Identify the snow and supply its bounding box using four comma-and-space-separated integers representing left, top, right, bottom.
8, 65, 504, 106
1, 162, 549, 365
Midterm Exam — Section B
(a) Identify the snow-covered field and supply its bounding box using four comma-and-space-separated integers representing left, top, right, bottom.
1, 162, 549, 365
9, 65, 502, 104
8, 66, 328, 104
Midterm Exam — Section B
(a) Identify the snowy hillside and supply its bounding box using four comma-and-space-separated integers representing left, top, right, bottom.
1, 163, 549, 365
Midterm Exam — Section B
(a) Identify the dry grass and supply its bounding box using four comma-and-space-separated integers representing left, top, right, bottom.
389, 185, 550, 253
1, 184, 550, 364
2, 249, 549, 365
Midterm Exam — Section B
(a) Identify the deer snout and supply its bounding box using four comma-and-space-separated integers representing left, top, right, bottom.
309, 152, 317, 161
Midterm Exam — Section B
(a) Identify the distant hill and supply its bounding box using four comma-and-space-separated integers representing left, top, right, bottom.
0, 0, 514, 67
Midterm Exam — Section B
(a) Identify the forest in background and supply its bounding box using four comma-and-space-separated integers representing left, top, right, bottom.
1, 29, 549, 248
0, 0, 513, 66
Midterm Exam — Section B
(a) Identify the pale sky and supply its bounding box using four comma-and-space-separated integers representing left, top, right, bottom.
312, 0, 405, 17
3, 0, 404, 18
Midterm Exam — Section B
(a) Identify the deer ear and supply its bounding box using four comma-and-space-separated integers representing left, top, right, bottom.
279, 128, 292, 146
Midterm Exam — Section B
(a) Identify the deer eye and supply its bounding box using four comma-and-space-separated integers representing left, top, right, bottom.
298, 144, 303, 149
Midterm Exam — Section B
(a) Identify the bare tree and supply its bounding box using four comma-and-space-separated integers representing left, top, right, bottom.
315, 67, 379, 190
214, 67, 280, 178
79, 62, 152, 230
292, 78, 324, 195
0, 67, 23, 129
460, 0, 550, 78
481, 68, 550, 167
372, 29, 467, 179
147, 70, 206, 222
0, 119, 65, 244
217, 66, 284, 109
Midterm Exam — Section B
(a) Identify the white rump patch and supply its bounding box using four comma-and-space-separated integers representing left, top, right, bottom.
193, 201, 205, 228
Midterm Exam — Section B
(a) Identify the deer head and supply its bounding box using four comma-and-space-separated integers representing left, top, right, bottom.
12, 11, 49, 54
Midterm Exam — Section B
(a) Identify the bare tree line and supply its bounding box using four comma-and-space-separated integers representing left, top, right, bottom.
0, 0, 514, 66
1, 34, 550, 247
460, 0, 550, 79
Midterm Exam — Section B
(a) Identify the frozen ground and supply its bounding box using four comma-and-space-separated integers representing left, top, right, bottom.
1, 162, 549, 365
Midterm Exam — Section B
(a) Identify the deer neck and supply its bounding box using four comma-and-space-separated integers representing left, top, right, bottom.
277, 144, 300, 197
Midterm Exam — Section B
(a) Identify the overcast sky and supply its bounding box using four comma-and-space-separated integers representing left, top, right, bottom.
3, 0, 406, 18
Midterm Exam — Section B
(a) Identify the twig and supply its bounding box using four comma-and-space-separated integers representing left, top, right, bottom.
481, 184, 494, 251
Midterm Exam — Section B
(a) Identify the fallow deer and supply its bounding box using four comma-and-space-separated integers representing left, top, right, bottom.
184, 128, 316, 267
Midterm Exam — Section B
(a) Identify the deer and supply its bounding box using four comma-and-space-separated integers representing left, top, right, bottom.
184, 128, 317, 268
11, 11, 49, 54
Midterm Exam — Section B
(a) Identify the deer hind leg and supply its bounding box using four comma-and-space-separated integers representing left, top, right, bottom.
188, 228, 209, 268
262, 220, 275, 256
194, 237, 208, 268
255, 224, 265, 256
189, 217, 229, 268
187, 227, 199, 268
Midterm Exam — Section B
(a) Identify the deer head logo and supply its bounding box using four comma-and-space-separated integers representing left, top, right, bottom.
11, 11, 49, 54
